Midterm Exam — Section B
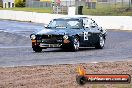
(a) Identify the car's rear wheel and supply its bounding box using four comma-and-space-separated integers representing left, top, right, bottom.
95, 35, 105, 49
71, 37, 80, 51
33, 46, 42, 52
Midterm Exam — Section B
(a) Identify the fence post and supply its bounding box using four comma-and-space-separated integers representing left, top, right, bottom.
115, 0, 116, 9
121, 0, 123, 8
129, 0, 131, 8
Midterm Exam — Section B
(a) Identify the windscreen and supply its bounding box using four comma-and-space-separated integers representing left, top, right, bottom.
47, 19, 83, 29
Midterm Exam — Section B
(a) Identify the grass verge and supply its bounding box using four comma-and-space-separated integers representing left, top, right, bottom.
0, 7, 52, 13
0, 3, 132, 16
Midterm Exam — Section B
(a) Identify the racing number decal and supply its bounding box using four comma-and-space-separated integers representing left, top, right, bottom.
84, 32, 88, 40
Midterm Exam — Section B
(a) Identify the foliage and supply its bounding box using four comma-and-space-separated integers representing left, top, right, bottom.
0, 0, 2, 7
15, 0, 25, 7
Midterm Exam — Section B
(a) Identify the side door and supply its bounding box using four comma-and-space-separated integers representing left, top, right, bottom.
84, 19, 100, 46
89, 19, 101, 46
79, 18, 92, 47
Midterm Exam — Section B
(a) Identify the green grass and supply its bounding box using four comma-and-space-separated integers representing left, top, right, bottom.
0, 3, 132, 16
0, 7, 52, 13
83, 3, 132, 16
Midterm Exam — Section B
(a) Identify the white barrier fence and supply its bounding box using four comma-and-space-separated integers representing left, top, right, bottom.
0, 10, 132, 30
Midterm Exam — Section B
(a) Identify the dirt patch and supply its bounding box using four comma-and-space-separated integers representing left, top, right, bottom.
0, 61, 132, 88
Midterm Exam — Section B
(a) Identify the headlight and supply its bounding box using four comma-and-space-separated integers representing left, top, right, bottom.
30, 34, 36, 40
63, 35, 68, 40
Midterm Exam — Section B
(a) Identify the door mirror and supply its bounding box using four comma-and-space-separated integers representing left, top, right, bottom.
44, 24, 48, 28
84, 25, 90, 28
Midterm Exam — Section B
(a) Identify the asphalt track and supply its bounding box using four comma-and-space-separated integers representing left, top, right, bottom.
0, 20, 132, 67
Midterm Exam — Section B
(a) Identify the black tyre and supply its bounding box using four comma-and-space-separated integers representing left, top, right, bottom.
95, 35, 105, 49
33, 46, 42, 52
71, 37, 80, 51
76, 76, 87, 85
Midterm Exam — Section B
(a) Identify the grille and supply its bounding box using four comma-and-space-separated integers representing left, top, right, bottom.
36, 34, 63, 44
37, 35, 63, 39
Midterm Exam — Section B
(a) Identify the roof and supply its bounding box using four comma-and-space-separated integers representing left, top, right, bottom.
54, 17, 91, 20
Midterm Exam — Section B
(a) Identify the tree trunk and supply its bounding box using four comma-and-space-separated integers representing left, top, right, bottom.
0, 0, 2, 7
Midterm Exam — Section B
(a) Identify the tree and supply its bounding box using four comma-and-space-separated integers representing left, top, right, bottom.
15, 0, 25, 7
0, 0, 2, 7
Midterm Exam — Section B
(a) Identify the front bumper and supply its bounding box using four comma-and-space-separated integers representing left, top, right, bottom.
32, 39, 71, 48
39, 43, 62, 48
31, 34, 73, 48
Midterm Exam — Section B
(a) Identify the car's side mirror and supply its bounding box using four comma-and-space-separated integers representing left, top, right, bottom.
84, 25, 90, 29
44, 24, 48, 28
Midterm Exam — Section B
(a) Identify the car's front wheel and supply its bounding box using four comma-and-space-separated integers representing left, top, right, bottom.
33, 46, 42, 52
71, 37, 80, 51
95, 35, 105, 49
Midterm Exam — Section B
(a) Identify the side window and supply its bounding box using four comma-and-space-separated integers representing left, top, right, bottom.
87, 20, 93, 27
83, 19, 98, 28
83, 19, 93, 28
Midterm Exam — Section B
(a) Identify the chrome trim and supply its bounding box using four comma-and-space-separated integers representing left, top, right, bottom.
39, 43, 62, 48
